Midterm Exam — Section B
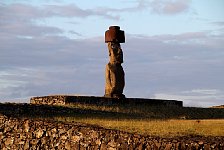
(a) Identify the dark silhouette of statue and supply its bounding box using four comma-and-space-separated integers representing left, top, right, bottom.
104, 26, 125, 98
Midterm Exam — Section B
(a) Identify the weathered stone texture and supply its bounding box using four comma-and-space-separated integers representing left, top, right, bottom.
0, 114, 224, 150
105, 63, 125, 98
105, 26, 125, 43
30, 95, 183, 107
30, 95, 66, 105
104, 26, 126, 98
105, 42, 125, 98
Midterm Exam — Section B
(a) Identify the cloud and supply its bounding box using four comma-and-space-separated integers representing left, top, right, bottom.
0, 3, 119, 22
108, 0, 192, 15
182, 89, 221, 95
0, 22, 63, 38
46, 4, 91, 17
0, 2, 121, 41
123, 31, 224, 106
0, 3, 44, 21
93, 0, 191, 15
150, 0, 191, 15
45, 4, 120, 20
154, 89, 224, 107
0, 35, 106, 68
212, 21, 224, 26
0, 34, 107, 102
0, 3, 62, 38
69, 30, 82, 36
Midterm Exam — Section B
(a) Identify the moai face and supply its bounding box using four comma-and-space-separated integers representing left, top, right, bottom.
108, 42, 123, 64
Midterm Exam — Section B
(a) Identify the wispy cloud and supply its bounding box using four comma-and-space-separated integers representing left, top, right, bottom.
0, 3, 119, 21
154, 89, 224, 107
115, 0, 192, 14
0, 22, 63, 38
0, 2, 120, 39
212, 21, 224, 26
86, 0, 192, 16
150, 0, 191, 15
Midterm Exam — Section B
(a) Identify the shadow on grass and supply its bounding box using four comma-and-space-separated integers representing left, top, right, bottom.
0, 103, 224, 121
0, 103, 142, 120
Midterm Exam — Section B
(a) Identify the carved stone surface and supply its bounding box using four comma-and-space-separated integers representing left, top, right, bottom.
105, 41, 125, 98
108, 42, 123, 64
105, 26, 125, 43
105, 63, 125, 98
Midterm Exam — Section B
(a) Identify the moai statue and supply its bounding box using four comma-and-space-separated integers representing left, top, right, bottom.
104, 26, 125, 98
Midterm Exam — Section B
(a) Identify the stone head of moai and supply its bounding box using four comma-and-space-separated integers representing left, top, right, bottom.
107, 42, 123, 64
104, 26, 125, 98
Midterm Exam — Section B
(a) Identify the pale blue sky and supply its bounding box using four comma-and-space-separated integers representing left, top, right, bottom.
0, 0, 224, 107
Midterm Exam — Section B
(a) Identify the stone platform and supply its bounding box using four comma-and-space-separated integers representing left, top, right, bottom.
30, 95, 183, 107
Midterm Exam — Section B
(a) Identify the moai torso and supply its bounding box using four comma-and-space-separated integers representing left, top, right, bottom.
105, 42, 125, 98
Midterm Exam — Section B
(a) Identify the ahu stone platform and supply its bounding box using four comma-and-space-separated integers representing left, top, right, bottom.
30, 95, 183, 107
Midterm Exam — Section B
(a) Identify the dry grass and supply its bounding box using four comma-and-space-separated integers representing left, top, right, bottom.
54, 117, 224, 137
211, 105, 224, 108
49, 103, 224, 137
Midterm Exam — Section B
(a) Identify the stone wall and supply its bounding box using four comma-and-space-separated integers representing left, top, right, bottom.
30, 95, 66, 105
1, 114, 223, 150
30, 95, 183, 107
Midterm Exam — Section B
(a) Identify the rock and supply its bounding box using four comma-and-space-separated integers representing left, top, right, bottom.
107, 147, 117, 150
23, 119, 29, 133
211, 143, 217, 149
30, 139, 39, 145
108, 139, 117, 148
155, 141, 161, 148
72, 135, 81, 143
23, 140, 30, 150
164, 143, 172, 150
35, 129, 44, 138
65, 141, 71, 150
41, 136, 49, 145
100, 142, 107, 150
95, 139, 101, 145
4, 137, 14, 145
0, 132, 4, 140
